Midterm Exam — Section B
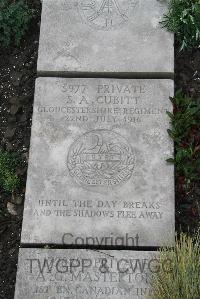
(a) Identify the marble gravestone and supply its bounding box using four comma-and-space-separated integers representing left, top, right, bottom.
37, 0, 174, 76
21, 77, 174, 247
14, 248, 160, 299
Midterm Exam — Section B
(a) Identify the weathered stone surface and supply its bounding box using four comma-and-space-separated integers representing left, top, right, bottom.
37, 0, 174, 75
21, 78, 174, 246
15, 248, 159, 299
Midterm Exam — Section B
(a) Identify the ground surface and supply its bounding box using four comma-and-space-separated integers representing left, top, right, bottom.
0, 4, 200, 298
0, 1, 41, 298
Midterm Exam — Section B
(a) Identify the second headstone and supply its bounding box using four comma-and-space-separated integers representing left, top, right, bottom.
21, 78, 174, 246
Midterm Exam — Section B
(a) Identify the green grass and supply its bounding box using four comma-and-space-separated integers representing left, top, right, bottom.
0, 151, 22, 192
167, 91, 200, 190
149, 231, 200, 299
161, 0, 200, 50
0, 0, 34, 48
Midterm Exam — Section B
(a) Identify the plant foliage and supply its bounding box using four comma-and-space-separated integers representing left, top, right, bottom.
0, 0, 34, 48
0, 151, 22, 192
167, 91, 200, 189
161, 0, 200, 50
149, 231, 200, 299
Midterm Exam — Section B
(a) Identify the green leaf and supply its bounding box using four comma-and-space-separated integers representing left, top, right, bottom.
0, 151, 23, 193
166, 111, 174, 119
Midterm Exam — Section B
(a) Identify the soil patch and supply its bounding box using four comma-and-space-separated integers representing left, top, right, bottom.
0, 1, 41, 298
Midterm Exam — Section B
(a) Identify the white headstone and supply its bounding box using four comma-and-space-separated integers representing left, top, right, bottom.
15, 248, 161, 299
37, 0, 174, 76
21, 78, 174, 246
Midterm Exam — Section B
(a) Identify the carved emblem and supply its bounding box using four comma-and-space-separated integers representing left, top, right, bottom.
79, 0, 139, 30
67, 130, 135, 188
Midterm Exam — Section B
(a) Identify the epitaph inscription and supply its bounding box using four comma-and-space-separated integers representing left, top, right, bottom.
21, 78, 174, 246
67, 129, 135, 188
